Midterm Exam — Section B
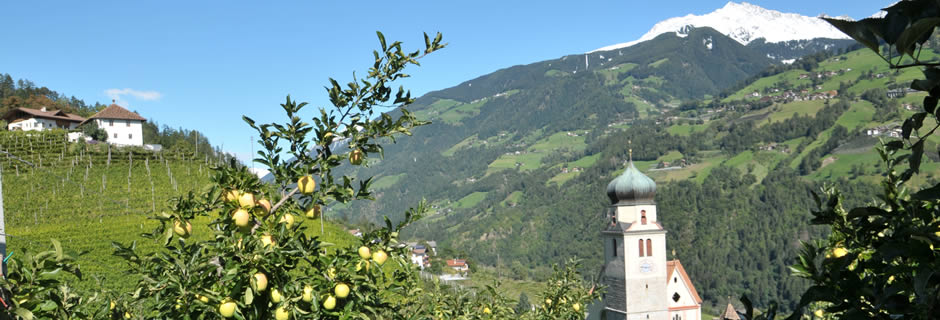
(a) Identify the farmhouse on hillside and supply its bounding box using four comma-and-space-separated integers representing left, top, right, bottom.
2, 107, 86, 131
82, 102, 147, 146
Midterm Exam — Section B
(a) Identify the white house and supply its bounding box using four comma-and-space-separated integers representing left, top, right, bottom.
410, 244, 431, 269
2, 107, 86, 131
82, 102, 146, 146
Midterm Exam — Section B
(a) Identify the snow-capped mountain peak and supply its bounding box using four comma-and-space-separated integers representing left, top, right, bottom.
590, 2, 850, 53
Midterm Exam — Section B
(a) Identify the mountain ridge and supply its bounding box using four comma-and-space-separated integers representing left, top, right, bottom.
591, 2, 850, 53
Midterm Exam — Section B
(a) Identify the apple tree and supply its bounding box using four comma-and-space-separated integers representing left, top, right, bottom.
780, 1, 940, 319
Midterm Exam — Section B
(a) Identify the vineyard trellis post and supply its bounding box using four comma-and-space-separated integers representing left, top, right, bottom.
0, 165, 7, 276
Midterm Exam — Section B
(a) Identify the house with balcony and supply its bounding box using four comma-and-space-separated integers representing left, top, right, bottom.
2, 107, 86, 131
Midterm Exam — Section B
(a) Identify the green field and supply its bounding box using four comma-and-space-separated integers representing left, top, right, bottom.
754, 100, 826, 125
372, 173, 406, 190
649, 58, 669, 68
667, 123, 708, 136
454, 192, 488, 209
527, 131, 587, 153
500, 191, 523, 207
836, 100, 876, 129
487, 131, 589, 176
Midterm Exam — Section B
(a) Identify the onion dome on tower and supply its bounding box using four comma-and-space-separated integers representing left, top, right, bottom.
606, 149, 656, 205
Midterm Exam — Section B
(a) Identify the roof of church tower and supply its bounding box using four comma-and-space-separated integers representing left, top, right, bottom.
719, 302, 741, 320
606, 160, 656, 205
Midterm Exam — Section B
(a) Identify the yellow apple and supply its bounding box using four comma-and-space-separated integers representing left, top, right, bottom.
279, 214, 295, 228
253, 272, 268, 292
239, 192, 256, 208
814, 309, 824, 318
323, 295, 337, 310
302, 285, 314, 302
256, 199, 272, 217
358, 246, 372, 259
199, 295, 209, 303
372, 250, 388, 265
270, 288, 283, 303
545, 298, 552, 305
232, 209, 251, 228
832, 246, 848, 258
110, 300, 115, 310
305, 205, 321, 219
573, 303, 581, 311
124, 312, 131, 319
275, 306, 290, 320
173, 220, 192, 238
260, 234, 275, 247
297, 175, 316, 194
224, 189, 240, 202
483, 307, 491, 314
219, 299, 237, 318
349, 149, 364, 165
334, 283, 350, 299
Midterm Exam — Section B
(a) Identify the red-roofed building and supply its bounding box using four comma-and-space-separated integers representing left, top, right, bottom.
81, 102, 147, 146
2, 107, 86, 131
446, 259, 468, 272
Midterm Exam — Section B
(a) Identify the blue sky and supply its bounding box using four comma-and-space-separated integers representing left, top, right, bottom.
0, 1, 888, 162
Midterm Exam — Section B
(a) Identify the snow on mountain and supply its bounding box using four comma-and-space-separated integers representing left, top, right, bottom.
590, 2, 850, 53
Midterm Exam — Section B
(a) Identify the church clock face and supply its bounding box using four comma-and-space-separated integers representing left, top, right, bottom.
639, 260, 653, 273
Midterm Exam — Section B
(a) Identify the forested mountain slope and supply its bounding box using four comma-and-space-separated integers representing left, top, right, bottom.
330, 33, 933, 311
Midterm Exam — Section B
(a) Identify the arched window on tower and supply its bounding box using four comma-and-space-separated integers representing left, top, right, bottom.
647, 239, 653, 256
638, 239, 644, 257
641, 210, 647, 225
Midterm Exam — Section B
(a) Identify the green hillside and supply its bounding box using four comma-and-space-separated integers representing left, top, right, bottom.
0, 131, 358, 293
327, 39, 936, 311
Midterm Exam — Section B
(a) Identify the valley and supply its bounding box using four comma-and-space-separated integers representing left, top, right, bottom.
331, 26, 940, 312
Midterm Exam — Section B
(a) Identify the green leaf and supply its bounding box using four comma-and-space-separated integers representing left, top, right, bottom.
847, 206, 886, 219
896, 17, 940, 56
884, 140, 905, 151
824, 18, 882, 53
51, 238, 63, 261
910, 139, 924, 173
244, 286, 253, 305
162, 224, 174, 247
903, 118, 914, 139
377, 31, 387, 52
38, 300, 56, 311
924, 96, 937, 114
14, 307, 34, 320
912, 182, 940, 200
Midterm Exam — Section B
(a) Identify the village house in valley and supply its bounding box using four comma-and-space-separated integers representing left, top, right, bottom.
2, 107, 86, 131
82, 102, 147, 146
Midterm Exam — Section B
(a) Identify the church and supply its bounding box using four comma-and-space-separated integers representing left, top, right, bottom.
594, 156, 703, 320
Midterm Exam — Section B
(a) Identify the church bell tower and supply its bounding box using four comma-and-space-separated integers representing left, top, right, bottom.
601, 153, 668, 320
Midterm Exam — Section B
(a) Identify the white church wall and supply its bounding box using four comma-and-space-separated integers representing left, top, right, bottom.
668, 308, 700, 320
615, 204, 659, 228
667, 270, 698, 307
